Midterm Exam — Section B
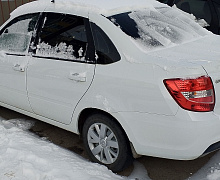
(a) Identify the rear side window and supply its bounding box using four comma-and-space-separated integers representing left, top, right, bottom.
36, 13, 88, 61
108, 7, 208, 51
90, 23, 120, 64
0, 13, 39, 53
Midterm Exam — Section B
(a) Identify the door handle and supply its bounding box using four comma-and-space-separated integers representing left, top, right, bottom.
69, 72, 86, 82
13, 64, 25, 72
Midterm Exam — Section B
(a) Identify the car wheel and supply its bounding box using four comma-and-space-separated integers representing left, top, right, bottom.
82, 113, 133, 172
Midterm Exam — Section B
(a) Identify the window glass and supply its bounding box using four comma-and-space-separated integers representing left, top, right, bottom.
174, 0, 212, 25
90, 23, 120, 64
0, 13, 39, 53
157, 0, 170, 3
108, 7, 208, 51
36, 13, 88, 61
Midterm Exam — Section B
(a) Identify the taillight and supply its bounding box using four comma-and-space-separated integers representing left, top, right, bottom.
164, 76, 215, 112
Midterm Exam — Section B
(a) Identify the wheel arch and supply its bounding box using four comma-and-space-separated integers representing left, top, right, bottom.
77, 108, 140, 158
78, 108, 125, 137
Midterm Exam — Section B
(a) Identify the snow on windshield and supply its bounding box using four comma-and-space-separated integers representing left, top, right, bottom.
108, 7, 209, 51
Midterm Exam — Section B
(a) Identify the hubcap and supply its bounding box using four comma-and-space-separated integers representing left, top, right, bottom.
100, 138, 107, 147
87, 123, 119, 164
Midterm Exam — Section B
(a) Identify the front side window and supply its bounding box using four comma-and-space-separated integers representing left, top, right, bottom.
0, 13, 39, 53
108, 7, 209, 51
36, 13, 88, 61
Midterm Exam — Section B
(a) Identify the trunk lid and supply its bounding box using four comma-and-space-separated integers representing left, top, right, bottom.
148, 35, 220, 114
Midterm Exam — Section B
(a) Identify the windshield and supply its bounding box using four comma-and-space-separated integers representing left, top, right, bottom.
108, 7, 209, 51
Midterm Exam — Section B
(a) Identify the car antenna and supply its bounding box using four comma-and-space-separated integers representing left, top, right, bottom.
51, 0, 55, 3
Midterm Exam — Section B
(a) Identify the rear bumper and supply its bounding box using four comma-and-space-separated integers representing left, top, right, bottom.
114, 109, 220, 160
202, 141, 220, 156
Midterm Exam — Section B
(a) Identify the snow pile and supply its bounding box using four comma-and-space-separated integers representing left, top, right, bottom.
189, 151, 220, 180
0, 117, 150, 180
207, 169, 220, 180
128, 162, 151, 180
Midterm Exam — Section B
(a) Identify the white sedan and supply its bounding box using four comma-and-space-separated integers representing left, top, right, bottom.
0, 0, 220, 172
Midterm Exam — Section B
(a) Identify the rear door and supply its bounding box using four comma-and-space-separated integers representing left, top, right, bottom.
27, 13, 95, 125
0, 13, 39, 112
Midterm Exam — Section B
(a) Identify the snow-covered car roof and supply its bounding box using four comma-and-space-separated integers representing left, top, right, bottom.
10, 0, 168, 18
7, 0, 210, 53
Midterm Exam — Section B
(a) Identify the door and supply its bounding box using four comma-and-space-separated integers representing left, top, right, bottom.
27, 13, 95, 125
0, 13, 39, 112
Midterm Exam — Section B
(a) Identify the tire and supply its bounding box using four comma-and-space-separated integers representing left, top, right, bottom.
82, 113, 133, 172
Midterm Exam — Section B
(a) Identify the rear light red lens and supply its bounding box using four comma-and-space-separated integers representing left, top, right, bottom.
164, 76, 215, 112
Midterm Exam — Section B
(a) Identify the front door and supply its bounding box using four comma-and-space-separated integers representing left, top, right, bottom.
0, 13, 39, 112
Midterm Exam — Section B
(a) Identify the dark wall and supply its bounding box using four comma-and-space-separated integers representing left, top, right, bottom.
0, 0, 35, 26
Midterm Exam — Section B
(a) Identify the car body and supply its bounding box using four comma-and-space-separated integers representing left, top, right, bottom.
1, 0, 220, 172
157, 0, 220, 34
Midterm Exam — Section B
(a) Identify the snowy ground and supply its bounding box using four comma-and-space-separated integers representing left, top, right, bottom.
0, 117, 150, 180
0, 117, 220, 180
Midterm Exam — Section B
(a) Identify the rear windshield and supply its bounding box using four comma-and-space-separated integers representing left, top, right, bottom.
107, 7, 209, 51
